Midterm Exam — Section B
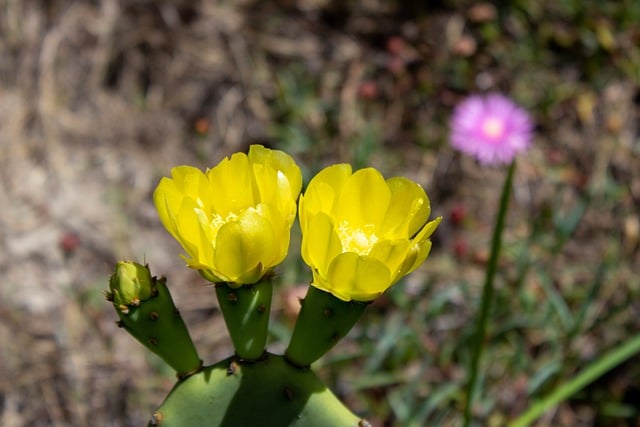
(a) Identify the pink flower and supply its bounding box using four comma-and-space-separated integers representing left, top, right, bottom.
450, 93, 533, 165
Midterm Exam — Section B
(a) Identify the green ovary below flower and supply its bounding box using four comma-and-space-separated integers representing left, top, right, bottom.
153, 145, 302, 285
299, 164, 441, 302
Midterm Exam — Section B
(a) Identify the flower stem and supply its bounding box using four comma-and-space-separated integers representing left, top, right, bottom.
215, 278, 273, 361
509, 332, 640, 427
285, 286, 368, 367
463, 160, 516, 426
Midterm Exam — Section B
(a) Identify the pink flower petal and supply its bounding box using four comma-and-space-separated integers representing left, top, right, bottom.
450, 93, 534, 165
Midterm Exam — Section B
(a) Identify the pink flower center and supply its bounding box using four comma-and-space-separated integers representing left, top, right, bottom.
481, 117, 505, 140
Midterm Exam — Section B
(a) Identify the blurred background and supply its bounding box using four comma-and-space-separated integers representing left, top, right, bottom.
0, 1, 639, 426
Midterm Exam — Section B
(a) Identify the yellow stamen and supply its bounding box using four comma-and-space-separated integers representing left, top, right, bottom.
337, 222, 378, 256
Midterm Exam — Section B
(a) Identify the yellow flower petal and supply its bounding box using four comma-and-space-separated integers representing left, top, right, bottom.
256, 203, 291, 266
300, 164, 352, 223
176, 198, 212, 267
412, 239, 433, 272
369, 239, 412, 279
252, 163, 296, 226
382, 177, 431, 238
413, 216, 442, 244
398, 216, 442, 278
207, 153, 256, 217
153, 177, 181, 241
213, 209, 276, 283
171, 166, 214, 209
309, 164, 352, 195
321, 253, 391, 301
335, 168, 390, 228
249, 144, 302, 201
301, 212, 343, 276
198, 268, 226, 283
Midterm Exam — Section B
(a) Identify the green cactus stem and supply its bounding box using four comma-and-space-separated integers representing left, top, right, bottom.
215, 277, 273, 361
107, 261, 202, 378
285, 286, 368, 368
149, 353, 367, 427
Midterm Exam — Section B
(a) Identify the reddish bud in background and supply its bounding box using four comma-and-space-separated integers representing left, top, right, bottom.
450, 204, 467, 227
453, 238, 468, 259
59, 232, 80, 255
386, 36, 405, 55
358, 81, 379, 100
194, 117, 210, 136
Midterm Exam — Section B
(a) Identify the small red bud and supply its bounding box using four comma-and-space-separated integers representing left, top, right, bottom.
358, 81, 378, 100
194, 117, 210, 135
450, 204, 466, 227
59, 232, 80, 254
386, 36, 405, 55
453, 238, 468, 259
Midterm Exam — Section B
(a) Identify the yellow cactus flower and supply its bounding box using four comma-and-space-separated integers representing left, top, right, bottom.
299, 164, 441, 301
154, 145, 302, 285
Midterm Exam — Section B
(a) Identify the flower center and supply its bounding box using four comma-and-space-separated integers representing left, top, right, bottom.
194, 204, 262, 249
209, 211, 238, 229
481, 116, 505, 140
337, 222, 378, 256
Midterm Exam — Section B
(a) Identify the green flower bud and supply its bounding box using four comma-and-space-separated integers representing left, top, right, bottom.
108, 261, 155, 313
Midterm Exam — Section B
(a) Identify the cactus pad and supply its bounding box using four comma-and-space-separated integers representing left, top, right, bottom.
149, 353, 365, 426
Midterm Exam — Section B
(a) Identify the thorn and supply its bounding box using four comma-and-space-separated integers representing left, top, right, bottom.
148, 337, 158, 346
173, 309, 181, 318
331, 333, 340, 343
283, 386, 294, 401
227, 292, 238, 303
116, 320, 125, 328
177, 360, 204, 380
358, 419, 372, 427
323, 307, 334, 317
150, 411, 163, 425
227, 360, 240, 376
149, 311, 159, 321
257, 303, 266, 314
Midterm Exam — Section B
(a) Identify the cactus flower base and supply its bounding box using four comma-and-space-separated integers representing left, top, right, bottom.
286, 286, 368, 367
215, 279, 273, 360
150, 353, 366, 427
